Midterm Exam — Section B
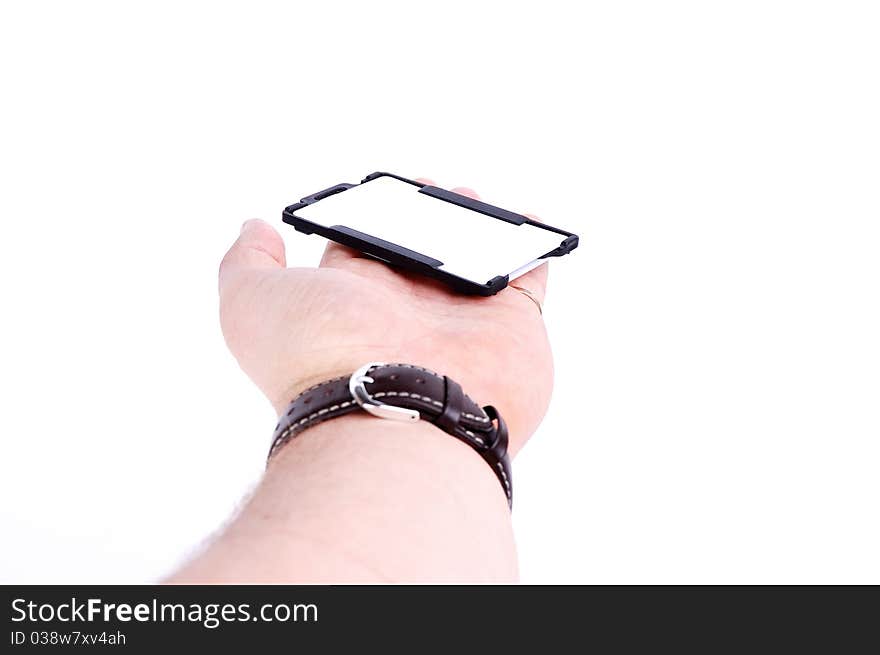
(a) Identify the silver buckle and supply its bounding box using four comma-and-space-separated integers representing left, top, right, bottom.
348, 362, 420, 422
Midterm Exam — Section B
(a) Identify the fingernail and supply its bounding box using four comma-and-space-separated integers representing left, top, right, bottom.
241, 219, 256, 234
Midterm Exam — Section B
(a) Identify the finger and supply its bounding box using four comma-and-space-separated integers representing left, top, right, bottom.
320, 241, 360, 267
511, 262, 548, 305
219, 219, 286, 291
415, 177, 438, 186
450, 186, 480, 199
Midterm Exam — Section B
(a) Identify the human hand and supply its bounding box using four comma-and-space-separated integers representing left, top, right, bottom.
218, 182, 553, 455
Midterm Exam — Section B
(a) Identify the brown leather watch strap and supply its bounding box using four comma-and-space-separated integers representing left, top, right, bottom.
268, 363, 513, 507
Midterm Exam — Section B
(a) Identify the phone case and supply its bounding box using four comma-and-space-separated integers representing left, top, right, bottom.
282, 171, 579, 296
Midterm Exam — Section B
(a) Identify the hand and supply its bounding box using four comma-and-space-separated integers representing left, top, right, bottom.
218, 181, 553, 455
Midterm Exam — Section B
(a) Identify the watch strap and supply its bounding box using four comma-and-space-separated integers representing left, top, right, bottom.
268, 363, 513, 507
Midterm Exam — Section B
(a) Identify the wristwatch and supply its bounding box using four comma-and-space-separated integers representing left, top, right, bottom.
268, 362, 513, 508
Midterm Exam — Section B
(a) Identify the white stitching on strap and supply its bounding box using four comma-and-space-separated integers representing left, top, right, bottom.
301, 375, 347, 395
374, 390, 488, 425
373, 370, 489, 422
275, 400, 356, 451
373, 390, 445, 407
388, 363, 488, 420
496, 462, 512, 499
463, 429, 485, 446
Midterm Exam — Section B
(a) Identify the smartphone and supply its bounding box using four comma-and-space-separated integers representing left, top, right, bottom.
283, 172, 578, 295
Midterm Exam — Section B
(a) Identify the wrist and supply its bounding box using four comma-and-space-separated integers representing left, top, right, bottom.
268, 362, 514, 507
266, 353, 544, 457
269, 412, 502, 497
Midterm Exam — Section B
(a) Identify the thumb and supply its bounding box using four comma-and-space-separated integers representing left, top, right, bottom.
219, 219, 286, 291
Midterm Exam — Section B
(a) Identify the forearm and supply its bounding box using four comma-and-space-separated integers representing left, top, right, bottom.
169, 414, 517, 583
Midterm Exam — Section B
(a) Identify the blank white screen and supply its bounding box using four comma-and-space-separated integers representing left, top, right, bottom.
294, 176, 563, 284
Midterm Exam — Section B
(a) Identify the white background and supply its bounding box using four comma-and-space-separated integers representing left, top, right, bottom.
1, 1, 878, 584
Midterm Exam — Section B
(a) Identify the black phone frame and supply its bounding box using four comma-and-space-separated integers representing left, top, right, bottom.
282, 171, 579, 296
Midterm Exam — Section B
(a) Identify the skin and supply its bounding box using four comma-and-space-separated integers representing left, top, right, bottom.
169, 182, 554, 583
